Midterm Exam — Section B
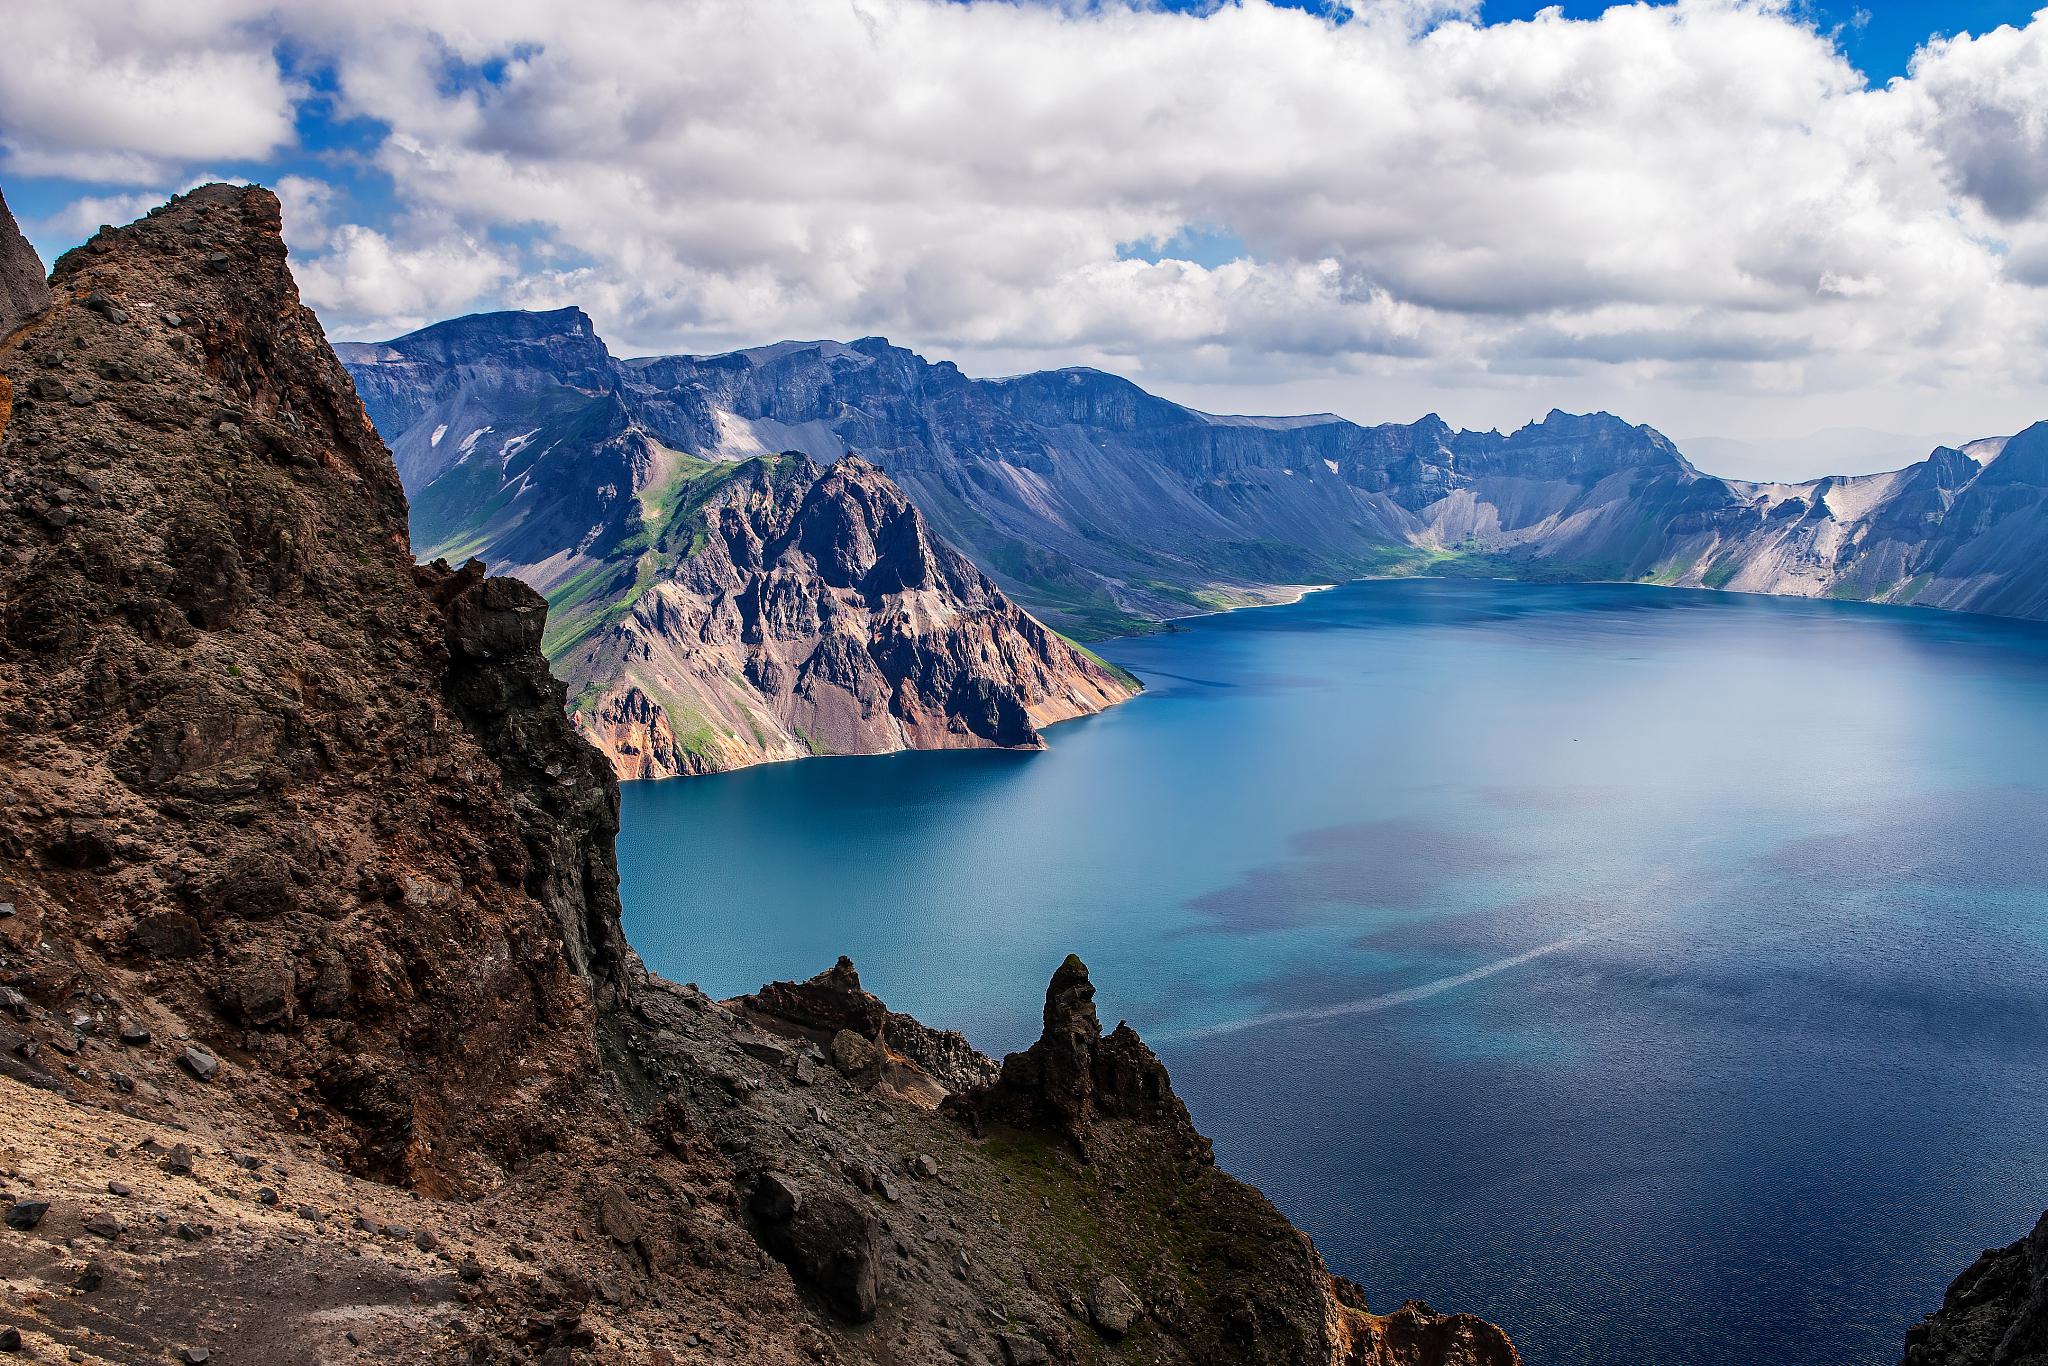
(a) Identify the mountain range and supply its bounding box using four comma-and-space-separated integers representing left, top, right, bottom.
339, 307, 2048, 650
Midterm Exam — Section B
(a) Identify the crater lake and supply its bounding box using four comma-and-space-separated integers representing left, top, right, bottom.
618, 579, 2048, 1366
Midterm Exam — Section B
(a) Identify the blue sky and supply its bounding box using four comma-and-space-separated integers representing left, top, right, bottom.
1146, 0, 2043, 81
1476, 1, 2036, 81
4, 0, 2046, 460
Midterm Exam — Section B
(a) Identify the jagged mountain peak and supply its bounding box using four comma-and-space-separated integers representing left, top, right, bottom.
407, 302, 594, 343
555, 444, 1136, 778
717, 336, 881, 366
1521, 406, 1684, 450
337, 303, 610, 377
1534, 406, 1630, 431
0, 180, 626, 1186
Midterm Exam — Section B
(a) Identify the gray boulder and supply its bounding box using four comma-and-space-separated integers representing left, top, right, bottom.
1087, 1274, 1143, 1337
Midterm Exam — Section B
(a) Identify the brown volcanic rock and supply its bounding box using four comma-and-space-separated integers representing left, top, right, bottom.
740, 954, 888, 1039
0, 183, 623, 1187
741, 955, 1003, 1095
1904, 1211, 2048, 1366
558, 450, 1138, 779
1339, 1296, 1527, 1366
0, 185, 1515, 1366
949, 953, 1211, 1161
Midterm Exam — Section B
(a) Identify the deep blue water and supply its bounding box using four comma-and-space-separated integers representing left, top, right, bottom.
617, 580, 2048, 1366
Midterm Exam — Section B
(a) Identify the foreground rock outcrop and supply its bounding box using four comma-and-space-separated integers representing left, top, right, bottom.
0, 183, 1509, 1363
0, 183, 625, 1190
554, 451, 1137, 779
946, 954, 1209, 1162
1903, 1212, 2048, 1365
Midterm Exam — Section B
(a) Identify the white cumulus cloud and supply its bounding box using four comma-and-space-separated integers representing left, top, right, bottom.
0, 2, 296, 181
6, 0, 2048, 446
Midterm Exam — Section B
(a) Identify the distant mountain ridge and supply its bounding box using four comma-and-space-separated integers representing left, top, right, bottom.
342, 308, 1137, 778
337, 307, 2048, 640
1677, 427, 1976, 484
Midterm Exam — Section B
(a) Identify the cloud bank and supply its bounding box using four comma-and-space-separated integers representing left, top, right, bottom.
4, 0, 2046, 444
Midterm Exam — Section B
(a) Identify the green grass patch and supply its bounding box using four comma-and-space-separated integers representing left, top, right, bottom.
1057, 634, 1142, 690
1642, 556, 1698, 586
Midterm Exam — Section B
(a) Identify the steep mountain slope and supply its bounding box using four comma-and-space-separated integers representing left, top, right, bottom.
556, 450, 1136, 779
337, 312, 1136, 779
0, 185, 628, 1189
0, 184, 1513, 1365
341, 310, 2048, 637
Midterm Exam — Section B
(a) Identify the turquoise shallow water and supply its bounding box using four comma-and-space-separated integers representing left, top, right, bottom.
618, 580, 2048, 1365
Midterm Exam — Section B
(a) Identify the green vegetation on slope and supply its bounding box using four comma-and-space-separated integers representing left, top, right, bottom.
1057, 634, 1142, 691
539, 454, 780, 660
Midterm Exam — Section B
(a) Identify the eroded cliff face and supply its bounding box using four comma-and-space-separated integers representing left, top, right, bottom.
556, 451, 1137, 779
0, 184, 624, 1189
0, 184, 1511, 1365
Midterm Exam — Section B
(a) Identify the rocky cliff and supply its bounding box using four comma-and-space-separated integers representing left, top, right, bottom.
554, 450, 1136, 778
342, 311, 2048, 638
0, 184, 1512, 1364
0, 188, 50, 452
1903, 1212, 2048, 1366
0, 183, 626, 1190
